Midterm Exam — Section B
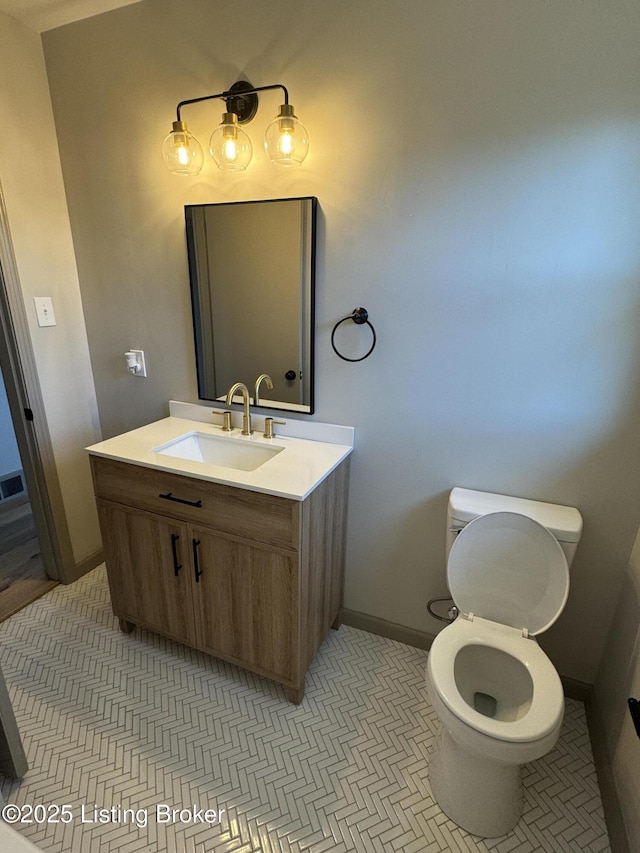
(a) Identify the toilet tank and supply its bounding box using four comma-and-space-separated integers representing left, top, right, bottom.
447, 487, 583, 567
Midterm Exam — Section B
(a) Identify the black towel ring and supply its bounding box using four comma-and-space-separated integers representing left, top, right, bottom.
331, 307, 377, 362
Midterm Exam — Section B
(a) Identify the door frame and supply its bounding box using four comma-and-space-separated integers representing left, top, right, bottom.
0, 184, 75, 583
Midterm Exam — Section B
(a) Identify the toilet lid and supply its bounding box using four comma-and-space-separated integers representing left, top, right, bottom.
447, 511, 569, 636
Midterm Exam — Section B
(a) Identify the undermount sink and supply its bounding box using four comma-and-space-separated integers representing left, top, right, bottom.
152, 431, 283, 471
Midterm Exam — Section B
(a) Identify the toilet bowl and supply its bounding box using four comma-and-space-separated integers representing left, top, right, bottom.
425, 489, 582, 838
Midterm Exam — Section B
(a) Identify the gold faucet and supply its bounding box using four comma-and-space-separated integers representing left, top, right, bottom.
254, 373, 273, 405
225, 382, 252, 435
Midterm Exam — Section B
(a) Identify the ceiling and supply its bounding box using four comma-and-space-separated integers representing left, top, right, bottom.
0, 0, 142, 32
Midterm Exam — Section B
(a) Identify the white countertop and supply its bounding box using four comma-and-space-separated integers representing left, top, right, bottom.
86, 415, 354, 501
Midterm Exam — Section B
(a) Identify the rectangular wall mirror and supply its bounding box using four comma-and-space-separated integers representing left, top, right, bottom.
186, 196, 317, 414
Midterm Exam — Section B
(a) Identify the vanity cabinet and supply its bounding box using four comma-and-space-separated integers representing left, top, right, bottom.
89, 455, 349, 703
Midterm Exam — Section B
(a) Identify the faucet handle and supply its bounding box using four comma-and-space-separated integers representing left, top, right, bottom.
213, 410, 233, 432
263, 417, 286, 439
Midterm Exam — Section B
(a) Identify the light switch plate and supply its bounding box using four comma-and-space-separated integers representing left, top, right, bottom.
33, 297, 56, 327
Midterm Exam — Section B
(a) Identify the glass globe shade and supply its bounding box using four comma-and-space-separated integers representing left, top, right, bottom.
161, 121, 204, 176
209, 112, 253, 171
264, 104, 309, 166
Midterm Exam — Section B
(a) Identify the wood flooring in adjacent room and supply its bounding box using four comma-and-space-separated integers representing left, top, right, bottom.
0, 498, 56, 622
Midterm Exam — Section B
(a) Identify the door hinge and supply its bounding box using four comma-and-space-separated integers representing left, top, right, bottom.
24, 408, 34, 421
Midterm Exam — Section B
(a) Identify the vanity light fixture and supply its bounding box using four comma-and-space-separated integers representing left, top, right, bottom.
161, 80, 309, 175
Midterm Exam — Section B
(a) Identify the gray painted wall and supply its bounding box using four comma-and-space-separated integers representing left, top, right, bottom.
0, 11, 102, 565
43, 0, 640, 682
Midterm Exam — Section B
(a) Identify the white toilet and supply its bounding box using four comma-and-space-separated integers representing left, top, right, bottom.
425, 487, 583, 838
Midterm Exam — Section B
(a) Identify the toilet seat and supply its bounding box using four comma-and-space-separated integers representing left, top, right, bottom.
427, 615, 564, 743
448, 511, 569, 635
428, 511, 568, 744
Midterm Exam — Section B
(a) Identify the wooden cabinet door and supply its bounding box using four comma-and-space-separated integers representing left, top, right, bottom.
97, 500, 197, 647
190, 526, 297, 682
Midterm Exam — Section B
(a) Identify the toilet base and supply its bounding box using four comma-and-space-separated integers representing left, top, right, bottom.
429, 724, 523, 837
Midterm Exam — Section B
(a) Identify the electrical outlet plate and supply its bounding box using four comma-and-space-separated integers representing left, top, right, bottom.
129, 349, 147, 377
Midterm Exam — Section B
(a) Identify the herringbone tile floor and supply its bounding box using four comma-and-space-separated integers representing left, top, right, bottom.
0, 567, 610, 852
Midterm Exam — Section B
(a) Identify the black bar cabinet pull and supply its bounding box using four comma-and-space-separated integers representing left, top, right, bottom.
170, 533, 182, 576
159, 492, 202, 508
192, 538, 203, 582
629, 698, 640, 740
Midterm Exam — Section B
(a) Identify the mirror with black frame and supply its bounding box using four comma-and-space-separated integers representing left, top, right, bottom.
186, 196, 317, 414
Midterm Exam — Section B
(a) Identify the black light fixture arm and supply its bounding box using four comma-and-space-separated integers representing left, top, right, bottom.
237, 83, 289, 103
176, 82, 289, 124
